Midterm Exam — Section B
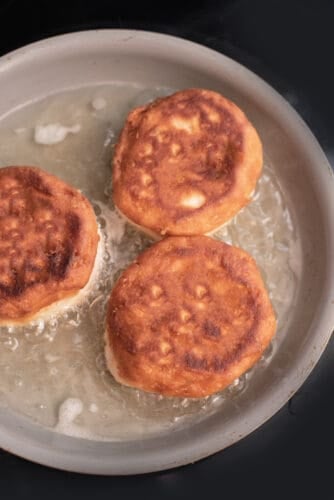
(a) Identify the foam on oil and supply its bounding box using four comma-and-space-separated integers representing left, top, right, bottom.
0, 84, 301, 440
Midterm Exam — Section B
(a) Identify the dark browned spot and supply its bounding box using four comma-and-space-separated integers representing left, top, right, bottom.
211, 356, 225, 372
0, 283, 21, 298
48, 245, 72, 279
184, 352, 208, 371
120, 333, 138, 355
67, 212, 81, 240
25, 170, 52, 196
37, 197, 53, 209
0, 269, 24, 297
203, 320, 221, 339
174, 247, 194, 257
65, 188, 75, 197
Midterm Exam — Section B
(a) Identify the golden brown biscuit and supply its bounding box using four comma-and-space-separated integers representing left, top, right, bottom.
105, 235, 276, 398
0, 166, 99, 323
113, 88, 262, 237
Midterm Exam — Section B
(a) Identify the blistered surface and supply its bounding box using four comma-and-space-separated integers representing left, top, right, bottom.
0, 84, 301, 440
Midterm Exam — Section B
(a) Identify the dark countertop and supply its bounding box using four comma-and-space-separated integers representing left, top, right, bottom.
0, 1, 333, 497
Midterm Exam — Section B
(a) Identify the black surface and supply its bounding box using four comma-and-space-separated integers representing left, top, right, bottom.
0, 0, 333, 497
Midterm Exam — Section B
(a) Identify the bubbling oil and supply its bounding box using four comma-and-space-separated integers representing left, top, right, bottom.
0, 84, 301, 440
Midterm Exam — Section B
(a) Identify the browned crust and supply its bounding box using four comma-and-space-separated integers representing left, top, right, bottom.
113, 88, 263, 236
0, 166, 99, 321
105, 236, 276, 398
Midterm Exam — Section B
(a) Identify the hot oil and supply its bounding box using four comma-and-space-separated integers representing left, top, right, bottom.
0, 84, 300, 440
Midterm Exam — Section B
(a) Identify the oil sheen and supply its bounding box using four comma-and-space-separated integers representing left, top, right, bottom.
0, 84, 301, 440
